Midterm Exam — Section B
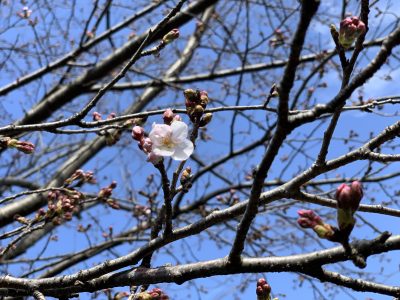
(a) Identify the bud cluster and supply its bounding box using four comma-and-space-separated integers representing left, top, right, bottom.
297, 181, 364, 242
297, 209, 336, 240
1, 137, 35, 154
92, 111, 137, 146
180, 166, 192, 192
131, 125, 161, 165
269, 28, 285, 48
46, 189, 84, 224
162, 108, 181, 125
256, 278, 271, 300
133, 204, 151, 219
98, 181, 119, 209
64, 169, 96, 186
92, 111, 117, 121
339, 16, 366, 49
137, 288, 169, 300
17, 6, 32, 19
183, 89, 212, 126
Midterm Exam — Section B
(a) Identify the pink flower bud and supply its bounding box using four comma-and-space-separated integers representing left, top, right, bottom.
257, 278, 267, 286
93, 112, 102, 121
297, 217, 316, 228
297, 209, 336, 240
335, 181, 363, 213
162, 28, 179, 44
107, 112, 116, 119
141, 137, 153, 153
6, 138, 35, 154
339, 16, 366, 49
15, 141, 35, 154
256, 277, 271, 300
199, 90, 209, 107
297, 209, 323, 225
163, 108, 175, 125
132, 126, 144, 141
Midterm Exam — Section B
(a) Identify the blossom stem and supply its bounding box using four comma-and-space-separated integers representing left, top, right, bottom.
154, 162, 173, 237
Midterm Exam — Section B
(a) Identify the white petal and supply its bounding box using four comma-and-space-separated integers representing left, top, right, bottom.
171, 121, 188, 143
152, 145, 174, 157
149, 124, 171, 146
171, 139, 194, 161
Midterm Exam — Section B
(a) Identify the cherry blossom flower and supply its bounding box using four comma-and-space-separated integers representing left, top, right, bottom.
149, 121, 193, 161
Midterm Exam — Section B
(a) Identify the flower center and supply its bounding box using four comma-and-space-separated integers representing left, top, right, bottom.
162, 136, 175, 148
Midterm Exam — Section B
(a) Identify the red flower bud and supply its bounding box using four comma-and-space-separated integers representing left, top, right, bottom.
339, 16, 366, 49
297, 209, 335, 240
92, 112, 102, 121
5, 138, 35, 154
335, 181, 363, 213
132, 126, 144, 141
141, 137, 153, 153
163, 108, 175, 125
256, 277, 271, 300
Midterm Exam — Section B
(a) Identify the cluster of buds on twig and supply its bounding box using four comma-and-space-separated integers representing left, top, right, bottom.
17, 6, 32, 18
162, 108, 182, 125
297, 181, 363, 242
46, 189, 84, 224
297, 209, 336, 240
92, 111, 137, 146
256, 278, 271, 300
133, 204, 151, 219
339, 16, 366, 49
335, 181, 363, 236
180, 166, 192, 192
132, 125, 162, 164
98, 181, 119, 209
136, 288, 169, 300
0, 137, 35, 154
150, 29, 180, 57
64, 169, 96, 186
183, 89, 212, 126
14, 214, 30, 225
269, 28, 286, 48
17, 6, 37, 26
95, 111, 122, 145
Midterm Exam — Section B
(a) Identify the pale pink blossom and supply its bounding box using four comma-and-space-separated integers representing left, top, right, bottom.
149, 121, 194, 161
